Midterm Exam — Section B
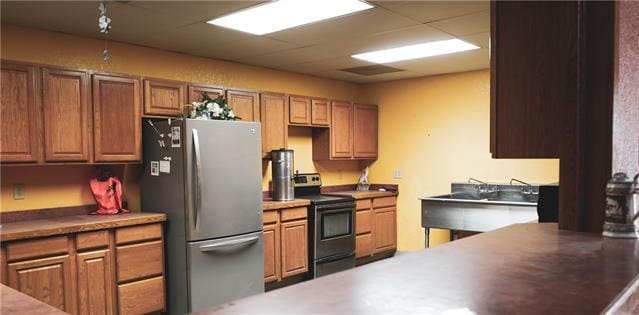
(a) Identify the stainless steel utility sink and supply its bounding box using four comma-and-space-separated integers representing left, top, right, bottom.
420, 182, 539, 248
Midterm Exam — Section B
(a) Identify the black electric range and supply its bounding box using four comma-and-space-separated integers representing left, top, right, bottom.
293, 173, 356, 278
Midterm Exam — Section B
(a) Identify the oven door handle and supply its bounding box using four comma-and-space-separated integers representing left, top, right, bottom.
315, 202, 356, 211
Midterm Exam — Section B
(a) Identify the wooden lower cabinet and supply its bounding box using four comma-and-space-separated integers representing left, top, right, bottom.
263, 223, 280, 283
355, 196, 397, 259
280, 220, 308, 278
373, 208, 397, 253
263, 208, 308, 283
0, 223, 165, 314
77, 249, 114, 315
7, 255, 75, 313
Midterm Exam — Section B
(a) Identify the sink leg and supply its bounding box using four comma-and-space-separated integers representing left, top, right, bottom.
450, 230, 459, 242
425, 228, 430, 249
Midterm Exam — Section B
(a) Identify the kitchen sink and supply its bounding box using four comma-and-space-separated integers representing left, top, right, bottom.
420, 182, 540, 247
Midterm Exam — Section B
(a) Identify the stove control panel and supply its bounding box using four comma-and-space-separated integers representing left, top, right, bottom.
293, 173, 322, 188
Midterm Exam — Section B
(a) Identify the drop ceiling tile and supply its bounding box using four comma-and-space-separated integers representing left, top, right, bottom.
130, 23, 253, 52
460, 32, 490, 49
389, 48, 489, 77
128, 1, 265, 24
372, 1, 489, 23
428, 10, 490, 36
312, 69, 424, 84
189, 37, 301, 62
275, 57, 373, 74
265, 7, 418, 46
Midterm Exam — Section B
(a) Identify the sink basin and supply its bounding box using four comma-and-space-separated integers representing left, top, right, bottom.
426, 190, 538, 206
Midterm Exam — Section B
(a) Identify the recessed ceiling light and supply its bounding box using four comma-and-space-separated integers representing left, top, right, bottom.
207, 0, 374, 35
351, 39, 480, 64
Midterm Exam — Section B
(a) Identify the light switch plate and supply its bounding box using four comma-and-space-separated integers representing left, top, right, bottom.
13, 183, 25, 200
393, 169, 402, 179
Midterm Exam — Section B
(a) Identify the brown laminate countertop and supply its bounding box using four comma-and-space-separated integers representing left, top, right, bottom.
198, 223, 639, 315
0, 212, 166, 242
1, 284, 66, 315
262, 199, 310, 211
323, 189, 398, 199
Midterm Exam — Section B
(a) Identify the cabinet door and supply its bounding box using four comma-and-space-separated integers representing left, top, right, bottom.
1, 63, 40, 163
42, 68, 90, 162
92, 74, 141, 162
187, 85, 223, 103
355, 233, 374, 258
289, 95, 311, 125
490, 2, 575, 158
143, 79, 185, 116
373, 208, 396, 253
260, 93, 288, 158
77, 250, 115, 315
280, 220, 308, 278
7, 255, 75, 313
263, 223, 280, 283
330, 101, 353, 158
353, 104, 378, 159
311, 98, 330, 126
226, 89, 259, 122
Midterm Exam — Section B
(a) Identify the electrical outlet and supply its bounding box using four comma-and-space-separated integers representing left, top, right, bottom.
13, 183, 25, 200
393, 169, 402, 179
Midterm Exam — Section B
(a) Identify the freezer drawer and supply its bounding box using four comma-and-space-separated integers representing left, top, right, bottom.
187, 232, 265, 312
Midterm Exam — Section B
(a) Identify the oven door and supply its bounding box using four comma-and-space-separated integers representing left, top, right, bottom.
315, 202, 356, 259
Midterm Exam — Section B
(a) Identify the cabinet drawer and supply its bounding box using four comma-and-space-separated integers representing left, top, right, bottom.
355, 233, 374, 258
356, 199, 372, 210
373, 196, 396, 209
6, 236, 68, 261
115, 223, 162, 245
356, 210, 373, 234
263, 210, 279, 224
76, 230, 109, 251
280, 207, 307, 222
118, 276, 165, 315
116, 240, 163, 282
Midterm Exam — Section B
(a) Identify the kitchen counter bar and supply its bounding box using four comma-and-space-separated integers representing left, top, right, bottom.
1, 284, 66, 315
199, 223, 639, 314
0, 212, 166, 242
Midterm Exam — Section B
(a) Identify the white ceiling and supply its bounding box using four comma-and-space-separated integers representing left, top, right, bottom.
0, 1, 490, 83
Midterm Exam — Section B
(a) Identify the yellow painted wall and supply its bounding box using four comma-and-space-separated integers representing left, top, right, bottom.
361, 70, 560, 251
0, 24, 363, 212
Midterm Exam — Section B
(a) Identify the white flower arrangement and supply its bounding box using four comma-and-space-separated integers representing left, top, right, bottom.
185, 93, 240, 121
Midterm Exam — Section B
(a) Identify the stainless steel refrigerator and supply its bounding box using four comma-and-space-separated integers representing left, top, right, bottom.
141, 118, 264, 314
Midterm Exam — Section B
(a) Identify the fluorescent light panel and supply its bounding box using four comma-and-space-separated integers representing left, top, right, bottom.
208, 0, 374, 35
352, 39, 480, 64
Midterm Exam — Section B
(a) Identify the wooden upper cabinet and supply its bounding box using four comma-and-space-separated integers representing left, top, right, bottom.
187, 84, 223, 104
226, 89, 260, 122
311, 98, 330, 126
353, 104, 378, 159
260, 93, 288, 158
42, 68, 90, 162
490, 1, 575, 158
330, 101, 353, 158
92, 74, 142, 162
289, 95, 311, 125
143, 79, 185, 117
0, 62, 40, 163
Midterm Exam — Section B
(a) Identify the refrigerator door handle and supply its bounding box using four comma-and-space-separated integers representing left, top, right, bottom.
193, 128, 202, 229
199, 235, 259, 252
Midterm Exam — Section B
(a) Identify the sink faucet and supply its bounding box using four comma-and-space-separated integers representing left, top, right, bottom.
510, 178, 533, 194
468, 178, 492, 193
